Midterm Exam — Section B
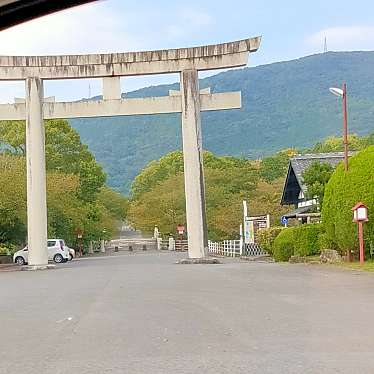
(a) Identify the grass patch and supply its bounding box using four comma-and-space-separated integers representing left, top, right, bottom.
334, 260, 374, 272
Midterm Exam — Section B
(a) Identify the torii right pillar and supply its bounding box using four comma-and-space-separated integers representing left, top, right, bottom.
180, 69, 208, 258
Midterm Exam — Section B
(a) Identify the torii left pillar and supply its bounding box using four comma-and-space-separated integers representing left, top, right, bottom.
25, 77, 48, 267
181, 69, 208, 258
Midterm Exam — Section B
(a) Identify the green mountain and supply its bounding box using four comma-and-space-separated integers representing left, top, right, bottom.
70, 51, 374, 194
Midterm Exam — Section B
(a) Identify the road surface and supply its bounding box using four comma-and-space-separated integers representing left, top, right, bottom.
1, 251, 374, 373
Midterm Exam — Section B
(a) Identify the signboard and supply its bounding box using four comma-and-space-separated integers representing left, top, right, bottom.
75, 228, 83, 239
281, 216, 288, 226
244, 218, 254, 244
244, 215, 270, 244
177, 225, 185, 235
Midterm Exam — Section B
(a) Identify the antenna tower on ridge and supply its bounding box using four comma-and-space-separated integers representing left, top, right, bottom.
324, 37, 328, 53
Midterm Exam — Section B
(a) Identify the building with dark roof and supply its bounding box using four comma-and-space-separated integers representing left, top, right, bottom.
281, 152, 353, 219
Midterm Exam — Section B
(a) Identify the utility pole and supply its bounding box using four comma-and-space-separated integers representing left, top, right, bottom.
342, 83, 349, 172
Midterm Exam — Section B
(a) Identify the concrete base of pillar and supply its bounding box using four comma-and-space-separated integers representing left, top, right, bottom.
21, 264, 56, 271
176, 257, 220, 265
88, 241, 94, 254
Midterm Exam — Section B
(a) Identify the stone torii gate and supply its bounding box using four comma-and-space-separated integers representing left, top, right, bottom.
0, 37, 261, 267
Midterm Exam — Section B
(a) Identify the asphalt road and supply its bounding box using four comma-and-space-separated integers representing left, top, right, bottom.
1, 251, 374, 374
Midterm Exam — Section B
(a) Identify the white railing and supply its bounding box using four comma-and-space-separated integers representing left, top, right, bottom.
208, 240, 241, 257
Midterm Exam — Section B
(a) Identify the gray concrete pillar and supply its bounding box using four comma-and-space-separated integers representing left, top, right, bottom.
168, 236, 175, 251
180, 69, 208, 258
25, 77, 48, 266
88, 240, 94, 254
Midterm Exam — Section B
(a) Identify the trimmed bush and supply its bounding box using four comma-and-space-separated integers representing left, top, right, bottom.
273, 224, 324, 261
322, 146, 374, 254
257, 227, 284, 255
318, 231, 337, 251
293, 223, 323, 257
273, 227, 295, 261
0, 243, 16, 256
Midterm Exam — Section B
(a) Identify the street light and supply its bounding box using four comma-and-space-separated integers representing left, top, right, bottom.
329, 83, 349, 171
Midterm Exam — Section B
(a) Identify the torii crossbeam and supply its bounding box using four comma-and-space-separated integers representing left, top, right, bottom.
0, 37, 261, 267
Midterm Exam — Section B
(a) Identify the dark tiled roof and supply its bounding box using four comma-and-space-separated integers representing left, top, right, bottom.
290, 152, 354, 192
283, 205, 313, 219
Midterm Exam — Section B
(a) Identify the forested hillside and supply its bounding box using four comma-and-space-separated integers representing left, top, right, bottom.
70, 51, 374, 193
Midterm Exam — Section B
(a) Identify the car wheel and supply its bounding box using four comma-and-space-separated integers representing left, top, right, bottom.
15, 256, 25, 265
53, 254, 64, 264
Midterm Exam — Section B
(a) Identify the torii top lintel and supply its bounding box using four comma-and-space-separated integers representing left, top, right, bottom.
0, 36, 261, 80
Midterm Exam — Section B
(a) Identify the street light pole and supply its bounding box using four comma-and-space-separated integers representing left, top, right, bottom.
342, 83, 349, 172
329, 84, 349, 171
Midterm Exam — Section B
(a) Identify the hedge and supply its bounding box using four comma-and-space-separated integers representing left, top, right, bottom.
273, 227, 296, 261
322, 146, 374, 254
273, 223, 324, 261
257, 227, 284, 256
293, 223, 323, 257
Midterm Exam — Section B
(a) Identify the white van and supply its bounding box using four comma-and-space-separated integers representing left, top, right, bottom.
13, 239, 70, 265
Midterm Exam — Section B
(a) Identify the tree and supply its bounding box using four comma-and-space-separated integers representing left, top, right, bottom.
0, 119, 122, 250
302, 161, 334, 209
0, 155, 27, 245
130, 151, 184, 199
97, 187, 129, 221
128, 150, 288, 240
309, 134, 366, 153
0, 119, 106, 201
0, 121, 26, 155
128, 173, 186, 235
259, 149, 297, 182
322, 146, 374, 253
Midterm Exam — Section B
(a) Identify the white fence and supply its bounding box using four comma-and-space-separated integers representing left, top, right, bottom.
208, 240, 242, 257
208, 240, 268, 257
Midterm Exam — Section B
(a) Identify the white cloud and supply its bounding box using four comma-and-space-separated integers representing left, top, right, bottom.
0, 1, 147, 102
181, 9, 212, 27
307, 26, 374, 51
164, 8, 212, 41
0, 2, 213, 102
0, 2, 140, 55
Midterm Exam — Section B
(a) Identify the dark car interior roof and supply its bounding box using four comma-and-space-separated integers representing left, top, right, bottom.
0, 0, 96, 31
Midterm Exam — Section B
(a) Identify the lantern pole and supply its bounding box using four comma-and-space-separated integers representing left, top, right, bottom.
358, 221, 365, 264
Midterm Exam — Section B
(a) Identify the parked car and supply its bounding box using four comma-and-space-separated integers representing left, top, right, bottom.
13, 239, 70, 265
66, 246, 75, 261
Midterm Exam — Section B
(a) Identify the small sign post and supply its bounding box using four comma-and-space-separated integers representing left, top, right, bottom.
281, 216, 288, 227
177, 225, 185, 236
75, 228, 84, 257
352, 202, 369, 264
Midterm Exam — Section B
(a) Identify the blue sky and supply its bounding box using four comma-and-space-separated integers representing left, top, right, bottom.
0, 0, 374, 102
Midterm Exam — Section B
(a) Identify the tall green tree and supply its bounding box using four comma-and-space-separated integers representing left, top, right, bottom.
128, 150, 287, 240
0, 120, 122, 250
259, 149, 297, 182
322, 146, 374, 253
0, 155, 27, 245
0, 119, 106, 201
309, 134, 366, 153
302, 161, 334, 209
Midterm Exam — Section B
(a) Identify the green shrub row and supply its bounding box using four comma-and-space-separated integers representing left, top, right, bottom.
273, 227, 296, 261
272, 223, 323, 261
257, 227, 284, 256
0, 243, 17, 256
